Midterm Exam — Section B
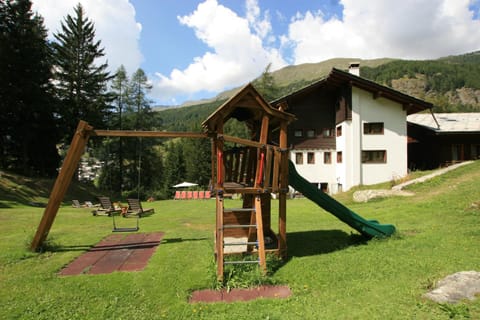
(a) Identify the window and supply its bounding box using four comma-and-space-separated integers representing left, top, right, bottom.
472, 144, 480, 159
294, 129, 303, 137
337, 151, 343, 163
324, 152, 331, 164
452, 144, 464, 161
307, 152, 315, 164
364, 122, 384, 135
320, 183, 328, 192
336, 125, 342, 137
295, 152, 303, 164
306, 129, 315, 138
322, 128, 333, 137
362, 150, 387, 163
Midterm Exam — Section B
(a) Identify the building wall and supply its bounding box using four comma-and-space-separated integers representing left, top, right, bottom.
290, 148, 338, 192
350, 87, 408, 187
289, 86, 409, 193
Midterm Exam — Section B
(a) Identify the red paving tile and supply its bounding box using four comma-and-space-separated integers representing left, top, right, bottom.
59, 232, 164, 276
189, 285, 291, 303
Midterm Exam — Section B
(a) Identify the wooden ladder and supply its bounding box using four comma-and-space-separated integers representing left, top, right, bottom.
216, 194, 267, 280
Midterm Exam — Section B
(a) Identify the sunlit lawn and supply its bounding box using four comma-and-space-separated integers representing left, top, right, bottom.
1, 161, 479, 319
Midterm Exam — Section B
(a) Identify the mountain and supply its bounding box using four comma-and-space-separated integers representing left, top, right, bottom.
158, 51, 480, 130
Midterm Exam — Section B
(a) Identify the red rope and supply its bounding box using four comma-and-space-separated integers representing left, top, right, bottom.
256, 151, 265, 185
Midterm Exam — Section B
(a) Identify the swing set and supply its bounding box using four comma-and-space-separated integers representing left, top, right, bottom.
31, 84, 295, 280
100, 135, 146, 232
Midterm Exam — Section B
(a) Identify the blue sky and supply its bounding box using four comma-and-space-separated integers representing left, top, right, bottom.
33, 0, 480, 106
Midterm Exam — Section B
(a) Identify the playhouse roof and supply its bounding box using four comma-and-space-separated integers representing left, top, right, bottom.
202, 83, 295, 132
272, 68, 433, 115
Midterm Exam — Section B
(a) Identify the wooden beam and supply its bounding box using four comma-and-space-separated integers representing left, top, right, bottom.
373, 91, 383, 99
31, 120, 92, 251
93, 130, 208, 139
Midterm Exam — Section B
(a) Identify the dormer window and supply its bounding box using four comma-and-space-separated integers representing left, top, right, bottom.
294, 129, 303, 137
323, 128, 333, 137
306, 129, 315, 138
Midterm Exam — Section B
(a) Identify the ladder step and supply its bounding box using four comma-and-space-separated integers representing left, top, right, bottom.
222, 224, 257, 229
224, 260, 259, 265
224, 241, 258, 246
223, 208, 255, 213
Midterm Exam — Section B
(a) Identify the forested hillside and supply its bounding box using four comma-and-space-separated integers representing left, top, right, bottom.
361, 51, 480, 112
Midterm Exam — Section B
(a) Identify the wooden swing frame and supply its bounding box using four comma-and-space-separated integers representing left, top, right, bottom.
30, 121, 209, 251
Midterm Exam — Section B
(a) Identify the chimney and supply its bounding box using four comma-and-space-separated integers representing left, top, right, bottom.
348, 62, 360, 76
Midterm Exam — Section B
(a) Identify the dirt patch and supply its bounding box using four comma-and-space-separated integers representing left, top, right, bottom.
189, 285, 291, 303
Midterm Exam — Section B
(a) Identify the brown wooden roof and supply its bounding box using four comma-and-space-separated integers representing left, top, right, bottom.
273, 68, 433, 115
202, 83, 295, 132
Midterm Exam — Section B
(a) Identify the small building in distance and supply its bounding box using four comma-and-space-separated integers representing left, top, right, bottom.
407, 113, 480, 169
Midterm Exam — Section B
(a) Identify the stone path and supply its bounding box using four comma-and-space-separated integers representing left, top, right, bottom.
392, 161, 474, 191
353, 161, 474, 202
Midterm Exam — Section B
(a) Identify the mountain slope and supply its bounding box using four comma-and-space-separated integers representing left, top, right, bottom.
158, 51, 480, 131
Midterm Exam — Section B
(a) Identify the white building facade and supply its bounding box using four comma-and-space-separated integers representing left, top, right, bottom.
276, 67, 431, 194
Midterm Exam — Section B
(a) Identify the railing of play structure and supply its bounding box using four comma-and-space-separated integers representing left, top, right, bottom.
215, 135, 288, 193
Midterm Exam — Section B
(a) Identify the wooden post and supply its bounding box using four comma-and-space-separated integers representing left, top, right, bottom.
30, 121, 92, 251
255, 195, 267, 274
214, 123, 225, 280
278, 120, 288, 258
216, 195, 224, 280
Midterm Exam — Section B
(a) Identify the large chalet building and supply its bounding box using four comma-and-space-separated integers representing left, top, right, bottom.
273, 64, 433, 193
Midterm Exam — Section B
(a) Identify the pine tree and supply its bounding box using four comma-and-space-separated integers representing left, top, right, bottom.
51, 3, 113, 143
129, 68, 153, 130
254, 63, 279, 101
0, 0, 59, 176
111, 65, 129, 130
110, 65, 129, 192
98, 68, 163, 198
163, 140, 186, 197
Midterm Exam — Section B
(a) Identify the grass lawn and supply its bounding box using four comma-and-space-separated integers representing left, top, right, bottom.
1, 161, 479, 319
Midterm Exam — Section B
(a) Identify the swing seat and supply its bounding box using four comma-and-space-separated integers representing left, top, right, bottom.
112, 226, 139, 233
112, 209, 139, 233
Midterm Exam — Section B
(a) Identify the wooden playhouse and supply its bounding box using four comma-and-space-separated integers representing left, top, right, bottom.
202, 84, 295, 278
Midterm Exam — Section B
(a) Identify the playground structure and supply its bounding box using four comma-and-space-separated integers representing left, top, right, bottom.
31, 83, 395, 280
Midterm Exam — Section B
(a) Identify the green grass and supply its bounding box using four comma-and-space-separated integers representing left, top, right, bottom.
1, 161, 480, 319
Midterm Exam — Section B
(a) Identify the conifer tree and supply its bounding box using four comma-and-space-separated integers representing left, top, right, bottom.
51, 3, 112, 144
0, 0, 59, 176
110, 65, 129, 192
255, 63, 279, 101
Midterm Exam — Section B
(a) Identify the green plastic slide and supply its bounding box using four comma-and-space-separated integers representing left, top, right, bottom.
288, 160, 396, 238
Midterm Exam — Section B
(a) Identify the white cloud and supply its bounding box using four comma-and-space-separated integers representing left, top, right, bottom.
151, 0, 286, 104
246, 0, 272, 40
32, 0, 142, 74
286, 0, 480, 64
